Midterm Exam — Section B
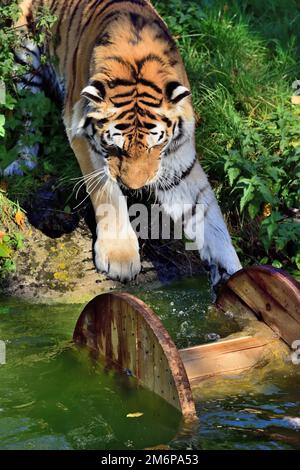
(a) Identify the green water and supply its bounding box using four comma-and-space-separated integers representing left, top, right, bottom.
0, 275, 300, 450
0, 299, 182, 450
130, 275, 240, 348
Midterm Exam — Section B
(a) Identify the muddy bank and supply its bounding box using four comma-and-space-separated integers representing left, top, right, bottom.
0, 221, 157, 303
0, 181, 205, 303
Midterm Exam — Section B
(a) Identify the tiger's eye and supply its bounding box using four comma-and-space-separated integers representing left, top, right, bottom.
96, 118, 108, 128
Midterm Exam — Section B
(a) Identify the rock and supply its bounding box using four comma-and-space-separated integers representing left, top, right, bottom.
0, 179, 204, 303
0, 220, 157, 304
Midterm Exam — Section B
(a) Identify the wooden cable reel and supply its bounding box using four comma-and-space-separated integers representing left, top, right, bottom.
73, 266, 300, 421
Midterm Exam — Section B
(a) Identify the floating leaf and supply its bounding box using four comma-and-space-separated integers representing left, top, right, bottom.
126, 412, 144, 418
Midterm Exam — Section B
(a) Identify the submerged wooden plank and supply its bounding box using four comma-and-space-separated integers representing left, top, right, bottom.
217, 265, 300, 348
180, 336, 273, 384
73, 292, 197, 421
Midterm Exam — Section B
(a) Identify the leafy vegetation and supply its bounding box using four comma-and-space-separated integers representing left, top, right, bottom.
0, 1, 76, 274
155, 0, 300, 277
0, 0, 299, 278
0, 189, 25, 275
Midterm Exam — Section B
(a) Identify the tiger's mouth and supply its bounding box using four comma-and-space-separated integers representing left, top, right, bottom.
107, 147, 162, 190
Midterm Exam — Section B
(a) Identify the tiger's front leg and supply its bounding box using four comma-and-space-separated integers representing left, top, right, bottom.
94, 191, 141, 282
157, 159, 242, 288
71, 137, 141, 282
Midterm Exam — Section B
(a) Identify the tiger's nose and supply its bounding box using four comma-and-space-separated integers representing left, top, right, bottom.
119, 157, 154, 189
127, 142, 146, 158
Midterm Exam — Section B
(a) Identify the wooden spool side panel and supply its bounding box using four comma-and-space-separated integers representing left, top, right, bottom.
227, 272, 299, 344
136, 317, 178, 408
217, 265, 300, 348
247, 269, 300, 322
73, 292, 196, 421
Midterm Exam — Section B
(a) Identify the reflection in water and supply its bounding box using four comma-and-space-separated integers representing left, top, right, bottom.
0, 299, 181, 450
0, 275, 300, 450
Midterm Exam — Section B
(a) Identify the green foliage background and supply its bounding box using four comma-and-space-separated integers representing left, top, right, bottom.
0, 0, 299, 278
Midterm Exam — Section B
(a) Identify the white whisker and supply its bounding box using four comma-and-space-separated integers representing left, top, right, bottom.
73, 177, 104, 210
72, 169, 107, 198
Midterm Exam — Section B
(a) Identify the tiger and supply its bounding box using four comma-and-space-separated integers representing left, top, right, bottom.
6, 0, 242, 286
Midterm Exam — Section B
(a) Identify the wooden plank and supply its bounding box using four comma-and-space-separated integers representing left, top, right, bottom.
124, 301, 138, 377
180, 336, 273, 384
73, 292, 197, 421
217, 265, 300, 348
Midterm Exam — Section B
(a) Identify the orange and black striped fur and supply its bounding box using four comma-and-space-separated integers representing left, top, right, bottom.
10, 0, 241, 284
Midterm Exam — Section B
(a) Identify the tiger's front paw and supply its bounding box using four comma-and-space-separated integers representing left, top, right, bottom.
201, 243, 242, 290
94, 231, 141, 282
208, 263, 233, 289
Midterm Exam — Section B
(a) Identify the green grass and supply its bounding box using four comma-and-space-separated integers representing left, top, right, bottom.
0, 0, 299, 277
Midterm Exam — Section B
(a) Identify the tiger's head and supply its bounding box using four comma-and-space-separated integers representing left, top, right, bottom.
78, 73, 194, 190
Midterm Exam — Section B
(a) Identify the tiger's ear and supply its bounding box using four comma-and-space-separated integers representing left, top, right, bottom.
165, 81, 191, 104
81, 80, 106, 104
